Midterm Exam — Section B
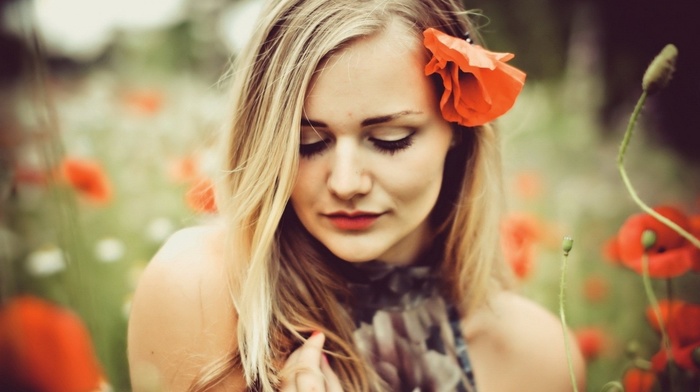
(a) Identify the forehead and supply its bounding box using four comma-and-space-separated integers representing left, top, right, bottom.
331, 21, 420, 63
304, 21, 435, 121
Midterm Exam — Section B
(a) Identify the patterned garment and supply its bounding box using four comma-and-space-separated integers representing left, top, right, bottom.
329, 258, 478, 392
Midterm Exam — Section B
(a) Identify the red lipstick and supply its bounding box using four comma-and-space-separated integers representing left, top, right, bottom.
326, 211, 381, 231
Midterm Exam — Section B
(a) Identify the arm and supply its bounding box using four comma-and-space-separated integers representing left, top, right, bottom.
128, 225, 245, 391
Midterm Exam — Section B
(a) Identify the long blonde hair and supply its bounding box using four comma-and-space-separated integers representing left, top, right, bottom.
203, 0, 512, 390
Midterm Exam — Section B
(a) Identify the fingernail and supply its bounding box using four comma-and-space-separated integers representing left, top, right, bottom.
311, 330, 321, 338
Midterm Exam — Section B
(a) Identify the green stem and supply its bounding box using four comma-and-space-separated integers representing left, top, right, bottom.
618, 91, 648, 166
665, 278, 677, 391
23, 0, 102, 355
641, 253, 673, 392
559, 252, 579, 392
617, 91, 700, 249
619, 166, 700, 249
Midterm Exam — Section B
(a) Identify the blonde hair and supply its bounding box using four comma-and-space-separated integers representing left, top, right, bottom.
202, 0, 512, 390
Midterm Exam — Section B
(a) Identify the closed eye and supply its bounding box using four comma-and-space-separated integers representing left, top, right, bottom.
299, 140, 329, 158
370, 132, 414, 155
298, 132, 415, 158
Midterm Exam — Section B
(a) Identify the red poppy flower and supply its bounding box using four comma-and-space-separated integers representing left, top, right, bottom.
513, 171, 543, 200
60, 157, 113, 204
574, 326, 609, 361
646, 300, 700, 373
121, 88, 164, 116
691, 214, 700, 272
500, 213, 542, 280
615, 206, 699, 278
582, 275, 610, 303
601, 236, 622, 264
623, 368, 656, 392
423, 28, 526, 127
690, 215, 700, 232
185, 177, 217, 214
0, 296, 104, 392
167, 155, 198, 183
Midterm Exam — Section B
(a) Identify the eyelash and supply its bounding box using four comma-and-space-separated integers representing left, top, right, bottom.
299, 133, 415, 158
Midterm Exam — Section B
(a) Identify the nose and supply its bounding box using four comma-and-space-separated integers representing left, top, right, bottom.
327, 141, 371, 200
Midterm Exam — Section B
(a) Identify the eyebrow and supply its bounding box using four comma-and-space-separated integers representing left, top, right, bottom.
300, 110, 422, 128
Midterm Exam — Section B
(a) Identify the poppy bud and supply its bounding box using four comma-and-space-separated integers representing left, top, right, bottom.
625, 340, 642, 359
562, 236, 573, 256
641, 229, 657, 251
600, 382, 624, 392
642, 44, 678, 95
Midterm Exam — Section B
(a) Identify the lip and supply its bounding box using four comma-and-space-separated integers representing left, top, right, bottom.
324, 211, 382, 231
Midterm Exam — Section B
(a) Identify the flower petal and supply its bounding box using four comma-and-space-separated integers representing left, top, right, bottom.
621, 246, 695, 278
60, 157, 113, 204
0, 296, 105, 392
622, 368, 656, 392
617, 206, 689, 262
616, 206, 695, 277
423, 28, 526, 127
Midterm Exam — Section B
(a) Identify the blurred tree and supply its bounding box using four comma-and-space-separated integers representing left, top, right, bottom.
469, 0, 700, 165
592, 0, 700, 165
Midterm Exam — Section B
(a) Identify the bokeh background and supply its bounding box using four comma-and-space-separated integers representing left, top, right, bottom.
1, 0, 699, 391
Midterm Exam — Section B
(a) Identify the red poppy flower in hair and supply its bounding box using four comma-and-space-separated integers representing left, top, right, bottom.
423, 28, 526, 127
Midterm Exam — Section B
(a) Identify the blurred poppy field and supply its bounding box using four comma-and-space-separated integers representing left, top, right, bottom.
1, 0, 699, 391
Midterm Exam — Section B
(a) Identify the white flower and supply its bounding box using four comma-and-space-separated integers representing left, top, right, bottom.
98, 380, 114, 392
197, 149, 220, 178
146, 217, 175, 243
95, 237, 126, 263
26, 246, 66, 276
218, 0, 264, 54
33, 0, 186, 60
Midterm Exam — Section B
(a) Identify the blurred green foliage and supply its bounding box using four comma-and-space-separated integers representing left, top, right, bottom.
2, 0, 699, 390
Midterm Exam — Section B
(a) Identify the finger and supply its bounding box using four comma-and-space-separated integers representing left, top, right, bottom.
281, 332, 322, 375
296, 331, 325, 366
279, 347, 304, 392
279, 332, 326, 392
294, 332, 326, 391
321, 354, 343, 392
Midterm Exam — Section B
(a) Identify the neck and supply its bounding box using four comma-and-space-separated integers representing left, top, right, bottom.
325, 233, 445, 284
374, 222, 437, 266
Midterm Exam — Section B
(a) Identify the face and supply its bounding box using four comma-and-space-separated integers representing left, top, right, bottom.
290, 21, 454, 266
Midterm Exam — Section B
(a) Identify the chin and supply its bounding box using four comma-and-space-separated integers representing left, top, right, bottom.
325, 245, 382, 264
327, 244, 408, 265
330, 251, 377, 263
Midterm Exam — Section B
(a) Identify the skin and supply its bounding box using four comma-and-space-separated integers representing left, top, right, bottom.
127, 225, 245, 391
279, 332, 343, 392
128, 21, 586, 392
128, 225, 585, 391
290, 21, 453, 267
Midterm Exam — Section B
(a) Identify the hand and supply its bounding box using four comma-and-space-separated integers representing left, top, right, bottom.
279, 332, 343, 392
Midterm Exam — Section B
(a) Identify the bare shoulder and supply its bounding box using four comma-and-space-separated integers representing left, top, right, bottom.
128, 222, 245, 391
463, 291, 586, 392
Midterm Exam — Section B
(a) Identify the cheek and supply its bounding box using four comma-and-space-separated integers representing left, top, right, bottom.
382, 150, 447, 204
290, 162, 320, 208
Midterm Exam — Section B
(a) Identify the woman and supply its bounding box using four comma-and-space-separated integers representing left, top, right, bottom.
128, 0, 586, 390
